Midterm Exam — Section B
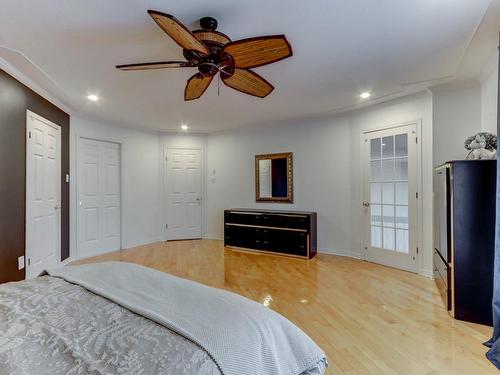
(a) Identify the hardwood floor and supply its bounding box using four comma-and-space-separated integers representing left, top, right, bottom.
72, 239, 497, 375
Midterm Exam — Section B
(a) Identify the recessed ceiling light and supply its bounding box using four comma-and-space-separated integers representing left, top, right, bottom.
87, 94, 99, 102
360, 92, 371, 99
181, 124, 189, 131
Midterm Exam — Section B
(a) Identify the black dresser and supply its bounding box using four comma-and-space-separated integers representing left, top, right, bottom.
433, 160, 495, 326
224, 209, 317, 259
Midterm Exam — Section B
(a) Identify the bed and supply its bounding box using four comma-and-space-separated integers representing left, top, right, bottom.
0, 262, 327, 375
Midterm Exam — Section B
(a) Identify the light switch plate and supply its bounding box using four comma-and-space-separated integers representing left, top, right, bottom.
18, 256, 25, 270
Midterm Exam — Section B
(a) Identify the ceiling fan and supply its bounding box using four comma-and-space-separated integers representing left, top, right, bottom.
116, 10, 293, 101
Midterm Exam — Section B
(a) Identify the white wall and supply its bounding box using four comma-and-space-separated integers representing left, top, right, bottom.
205, 92, 434, 275
70, 117, 163, 258
431, 81, 482, 166
480, 52, 498, 134
205, 117, 353, 255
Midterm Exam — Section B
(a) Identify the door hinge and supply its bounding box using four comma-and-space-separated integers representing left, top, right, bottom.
28, 131, 32, 139
416, 247, 419, 254
415, 136, 418, 144
416, 192, 419, 199
165, 224, 168, 229
165, 156, 168, 161
28, 258, 31, 266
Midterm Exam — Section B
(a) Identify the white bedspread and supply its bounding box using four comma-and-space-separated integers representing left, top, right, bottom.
47, 262, 327, 375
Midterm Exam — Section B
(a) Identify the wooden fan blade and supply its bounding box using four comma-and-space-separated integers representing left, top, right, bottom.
148, 10, 209, 55
116, 61, 192, 71
223, 35, 292, 69
222, 69, 274, 98
185, 73, 213, 101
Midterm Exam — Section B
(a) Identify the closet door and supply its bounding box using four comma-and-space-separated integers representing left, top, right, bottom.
78, 138, 121, 258
165, 148, 202, 240
26, 111, 61, 278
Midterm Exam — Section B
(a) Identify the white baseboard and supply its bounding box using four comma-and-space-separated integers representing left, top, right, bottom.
317, 248, 361, 259
71, 237, 164, 264
122, 237, 163, 249
203, 234, 223, 241
59, 256, 75, 266
420, 268, 433, 279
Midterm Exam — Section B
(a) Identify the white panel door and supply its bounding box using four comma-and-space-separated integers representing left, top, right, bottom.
362, 124, 418, 273
78, 138, 121, 257
166, 148, 202, 240
26, 111, 61, 278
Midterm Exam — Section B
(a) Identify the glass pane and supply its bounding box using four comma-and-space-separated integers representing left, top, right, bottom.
395, 183, 408, 205
382, 159, 395, 180
382, 136, 394, 158
396, 229, 409, 253
371, 161, 382, 181
382, 205, 395, 227
382, 183, 395, 204
396, 206, 408, 229
395, 158, 408, 180
383, 227, 395, 250
371, 138, 381, 159
371, 226, 382, 248
395, 134, 408, 157
371, 204, 382, 226
370, 183, 382, 204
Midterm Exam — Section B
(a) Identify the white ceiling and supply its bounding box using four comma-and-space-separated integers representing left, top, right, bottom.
0, 0, 497, 132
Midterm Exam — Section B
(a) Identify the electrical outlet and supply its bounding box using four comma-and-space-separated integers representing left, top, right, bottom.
18, 256, 25, 270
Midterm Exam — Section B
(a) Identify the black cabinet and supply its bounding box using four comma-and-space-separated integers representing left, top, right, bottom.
224, 209, 317, 259
433, 160, 495, 326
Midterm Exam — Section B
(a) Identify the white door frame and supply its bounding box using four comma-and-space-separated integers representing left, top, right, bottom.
75, 135, 123, 259
163, 146, 204, 240
360, 120, 423, 274
25, 110, 62, 277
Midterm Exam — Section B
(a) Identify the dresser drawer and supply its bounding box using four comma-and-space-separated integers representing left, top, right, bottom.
259, 213, 309, 229
224, 224, 258, 248
225, 211, 309, 230
225, 211, 265, 226
264, 229, 308, 256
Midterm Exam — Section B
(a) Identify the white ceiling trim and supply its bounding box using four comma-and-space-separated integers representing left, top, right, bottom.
0, 46, 75, 115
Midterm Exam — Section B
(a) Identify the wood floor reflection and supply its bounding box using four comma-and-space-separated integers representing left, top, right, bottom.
71, 239, 496, 375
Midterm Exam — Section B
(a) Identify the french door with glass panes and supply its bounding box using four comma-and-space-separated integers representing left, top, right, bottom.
362, 124, 418, 273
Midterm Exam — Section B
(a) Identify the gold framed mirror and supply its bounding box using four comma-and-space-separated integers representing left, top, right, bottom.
255, 152, 293, 203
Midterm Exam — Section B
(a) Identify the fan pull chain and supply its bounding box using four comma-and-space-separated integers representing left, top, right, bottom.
217, 74, 220, 96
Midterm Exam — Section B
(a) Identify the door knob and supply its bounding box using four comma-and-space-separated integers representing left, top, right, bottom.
79, 202, 83, 207
362, 201, 370, 207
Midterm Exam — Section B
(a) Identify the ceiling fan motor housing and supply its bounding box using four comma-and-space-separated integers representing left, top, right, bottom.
200, 17, 218, 31
198, 62, 219, 76
189, 18, 235, 77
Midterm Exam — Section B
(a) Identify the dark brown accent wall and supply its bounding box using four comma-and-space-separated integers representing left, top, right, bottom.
0, 69, 70, 284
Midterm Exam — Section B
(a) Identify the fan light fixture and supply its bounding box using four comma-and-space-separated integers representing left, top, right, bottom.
87, 94, 99, 102
181, 124, 189, 131
360, 92, 371, 99
116, 10, 293, 101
